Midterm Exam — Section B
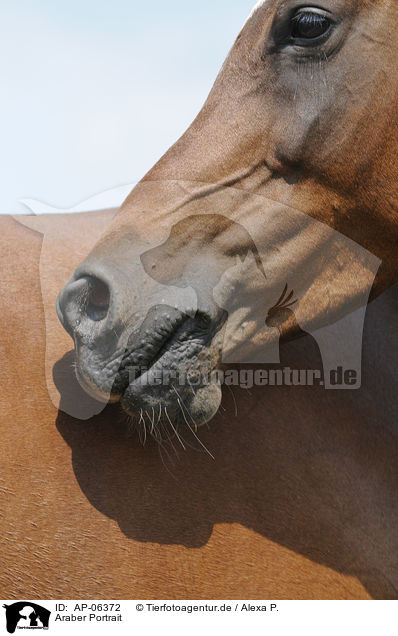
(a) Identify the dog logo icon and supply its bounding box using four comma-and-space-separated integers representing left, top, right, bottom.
3, 602, 50, 633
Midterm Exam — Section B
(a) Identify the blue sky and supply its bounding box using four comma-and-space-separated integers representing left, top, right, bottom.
1, 0, 254, 213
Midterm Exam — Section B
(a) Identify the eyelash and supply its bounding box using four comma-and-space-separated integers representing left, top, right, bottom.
291, 11, 332, 41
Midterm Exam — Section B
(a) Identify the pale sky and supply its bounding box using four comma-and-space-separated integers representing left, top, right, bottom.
1, 1, 254, 214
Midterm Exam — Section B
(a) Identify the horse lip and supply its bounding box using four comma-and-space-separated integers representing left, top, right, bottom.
75, 366, 121, 404
114, 307, 223, 400
115, 312, 196, 391
75, 307, 220, 402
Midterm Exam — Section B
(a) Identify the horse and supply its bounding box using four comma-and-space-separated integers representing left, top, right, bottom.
2, 213, 397, 598
57, 0, 398, 423
1, 0, 398, 599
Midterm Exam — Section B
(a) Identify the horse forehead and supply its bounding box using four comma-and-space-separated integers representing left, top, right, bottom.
245, 0, 268, 24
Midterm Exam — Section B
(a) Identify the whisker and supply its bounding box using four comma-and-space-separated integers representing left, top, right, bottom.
165, 406, 187, 451
177, 398, 215, 460
226, 383, 238, 417
158, 444, 179, 481
160, 423, 180, 460
157, 403, 162, 427
145, 409, 155, 434
138, 409, 147, 445
171, 385, 199, 430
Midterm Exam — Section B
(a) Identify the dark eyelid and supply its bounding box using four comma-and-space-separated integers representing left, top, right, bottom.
268, 5, 340, 55
290, 7, 335, 43
292, 14, 330, 32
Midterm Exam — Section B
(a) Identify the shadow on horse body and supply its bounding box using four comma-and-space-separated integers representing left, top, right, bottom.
55, 281, 398, 599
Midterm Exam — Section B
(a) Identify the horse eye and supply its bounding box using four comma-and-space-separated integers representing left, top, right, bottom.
291, 11, 331, 40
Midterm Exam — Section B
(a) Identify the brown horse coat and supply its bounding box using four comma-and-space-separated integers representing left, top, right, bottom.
0, 214, 397, 599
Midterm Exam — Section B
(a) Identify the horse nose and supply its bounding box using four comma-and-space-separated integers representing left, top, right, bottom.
56, 275, 111, 335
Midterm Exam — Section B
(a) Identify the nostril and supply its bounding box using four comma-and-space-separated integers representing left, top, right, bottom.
57, 277, 90, 333
86, 277, 111, 322
57, 275, 111, 332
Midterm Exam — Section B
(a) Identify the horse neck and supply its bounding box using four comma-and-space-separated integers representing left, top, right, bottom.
226, 283, 398, 595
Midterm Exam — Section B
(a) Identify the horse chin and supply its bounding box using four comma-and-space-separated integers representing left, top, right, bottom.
120, 378, 222, 429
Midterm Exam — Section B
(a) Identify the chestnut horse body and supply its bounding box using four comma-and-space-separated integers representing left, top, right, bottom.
1, 214, 397, 599
1, 0, 398, 599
